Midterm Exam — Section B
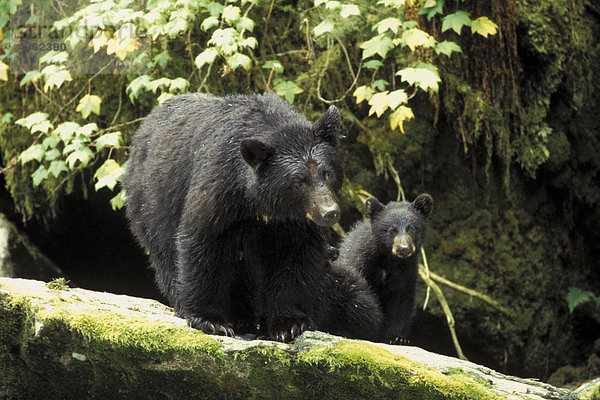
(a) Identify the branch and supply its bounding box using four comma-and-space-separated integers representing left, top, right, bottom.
418, 263, 468, 361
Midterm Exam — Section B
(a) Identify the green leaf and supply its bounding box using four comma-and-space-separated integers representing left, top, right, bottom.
20, 144, 45, 164
396, 63, 441, 92
201, 16, 219, 31
127, 74, 152, 102
222, 5, 241, 22
95, 132, 122, 151
274, 79, 303, 104
315, 0, 328, 6
153, 50, 171, 69
374, 17, 402, 35
325, 1, 341, 10
15, 112, 49, 131
206, 2, 224, 17
418, 0, 444, 21
44, 149, 61, 161
262, 60, 284, 73
441, 10, 471, 35
169, 77, 189, 93
166, 17, 187, 38
360, 34, 394, 59
32, 165, 49, 187
209, 28, 237, 48
195, 48, 219, 69
39, 51, 68, 65
110, 189, 128, 210
42, 136, 60, 150
566, 287, 596, 313
48, 160, 68, 178
1, 113, 12, 124
76, 94, 102, 119
363, 60, 384, 70
76, 123, 98, 138
389, 105, 414, 133
94, 159, 124, 191
43, 67, 72, 92
340, 4, 360, 18
54, 121, 80, 142
20, 70, 42, 87
30, 120, 54, 134
313, 19, 334, 37
228, 53, 251, 71
434, 40, 462, 57
236, 16, 255, 32
372, 79, 388, 91
471, 16, 498, 38
66, 146, 95, 169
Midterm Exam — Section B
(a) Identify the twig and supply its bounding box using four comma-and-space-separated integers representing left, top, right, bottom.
420, 247, 432, 311
427, 269, 512, 315
418, 263, 468, 360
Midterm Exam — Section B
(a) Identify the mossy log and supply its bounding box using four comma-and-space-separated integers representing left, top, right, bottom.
0, 278, 591, 400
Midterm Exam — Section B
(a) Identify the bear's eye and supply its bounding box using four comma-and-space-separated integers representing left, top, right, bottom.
322, 169, 331, 181
295, 174, 310, 188
406, 225, 415, 235
388, 227, 398, 235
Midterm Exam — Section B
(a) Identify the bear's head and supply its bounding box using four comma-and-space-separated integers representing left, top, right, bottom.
365, 194, 433, 259
240, 106, 343, 227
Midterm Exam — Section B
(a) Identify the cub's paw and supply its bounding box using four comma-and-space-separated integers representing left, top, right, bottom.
268, 320, 315, 343
187, 317, 235, 337
386, 335, 410, 345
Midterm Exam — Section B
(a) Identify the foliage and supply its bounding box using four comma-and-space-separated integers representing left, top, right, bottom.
0, 0, 500, 220
566, 287, 600, 314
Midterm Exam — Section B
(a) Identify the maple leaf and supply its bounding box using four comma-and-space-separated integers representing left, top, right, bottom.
360, 35, 394, 59
389, 106, 414, 133
401, 28, 435, 51
471, 16, 498, 38
353, 85, 374, 104
434, 40, 462, 57
441, 11, 471, 35
368, 91, 389, 117
76, 94, 102, 119
90, 31, 109, 53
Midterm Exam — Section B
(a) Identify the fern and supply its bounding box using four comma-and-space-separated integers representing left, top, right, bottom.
566, 287, 599, 313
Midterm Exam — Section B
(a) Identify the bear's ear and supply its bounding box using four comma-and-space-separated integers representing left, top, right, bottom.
365, 197, 385, 220
240, 139, 274, 170
313, 105, 341, 143
413, 193, 433, 218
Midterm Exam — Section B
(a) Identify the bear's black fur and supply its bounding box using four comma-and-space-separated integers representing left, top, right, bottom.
336, 194, 433, 344
123, 93, 381, 341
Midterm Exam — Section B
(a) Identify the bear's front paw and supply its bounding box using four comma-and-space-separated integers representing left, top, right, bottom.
386, 335, 410, 345
268, 319, 315, 343
187, 317, 235, 337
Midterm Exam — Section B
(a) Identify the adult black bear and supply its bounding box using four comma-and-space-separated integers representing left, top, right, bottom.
336, 194, 433, 344
123, 93, 381, 342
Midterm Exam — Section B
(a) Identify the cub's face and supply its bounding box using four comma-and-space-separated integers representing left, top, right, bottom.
366, 194, 433, 259
240, 106, 343, 227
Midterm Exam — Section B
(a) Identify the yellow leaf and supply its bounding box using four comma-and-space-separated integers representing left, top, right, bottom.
89, 31, 110, 53
353, 85, 374, 104
401, 28, 434, 51
76, 94, 102, 118
471, 17, 498, 38
389, 105, 414, 133
0, 60, 8, 81
106, 37, 141, 61
368, 91, 389, 118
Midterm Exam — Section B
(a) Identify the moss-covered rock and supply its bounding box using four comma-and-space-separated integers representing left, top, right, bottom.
0, 277, 581, 400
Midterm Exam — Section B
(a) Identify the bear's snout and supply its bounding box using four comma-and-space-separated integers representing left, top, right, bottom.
306, 185, 340, 227
392, 234, 415, 258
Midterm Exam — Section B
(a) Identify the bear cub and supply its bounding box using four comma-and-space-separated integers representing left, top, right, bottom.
336, 194, 433, 344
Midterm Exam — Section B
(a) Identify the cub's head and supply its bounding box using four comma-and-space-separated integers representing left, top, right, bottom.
365, 194, 433, 258
240, 106, 343, 227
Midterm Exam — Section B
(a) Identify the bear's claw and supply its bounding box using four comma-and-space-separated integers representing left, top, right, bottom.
269, 320, 314, 343
387, 336, 410, 345
187, 317, 235, 337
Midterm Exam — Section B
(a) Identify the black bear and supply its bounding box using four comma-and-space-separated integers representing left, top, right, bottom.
336, 194, 433, 344
123, 93, 381, 342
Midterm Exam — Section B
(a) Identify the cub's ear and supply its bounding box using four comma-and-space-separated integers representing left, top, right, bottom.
365, 197, 385, 220
240, 139, 274, 170
313, 105, 341, 143
413, 193, 433, 218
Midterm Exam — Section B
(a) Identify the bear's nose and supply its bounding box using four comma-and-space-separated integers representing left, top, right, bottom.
392, 235, 415, 258
321, 205, 340, 225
